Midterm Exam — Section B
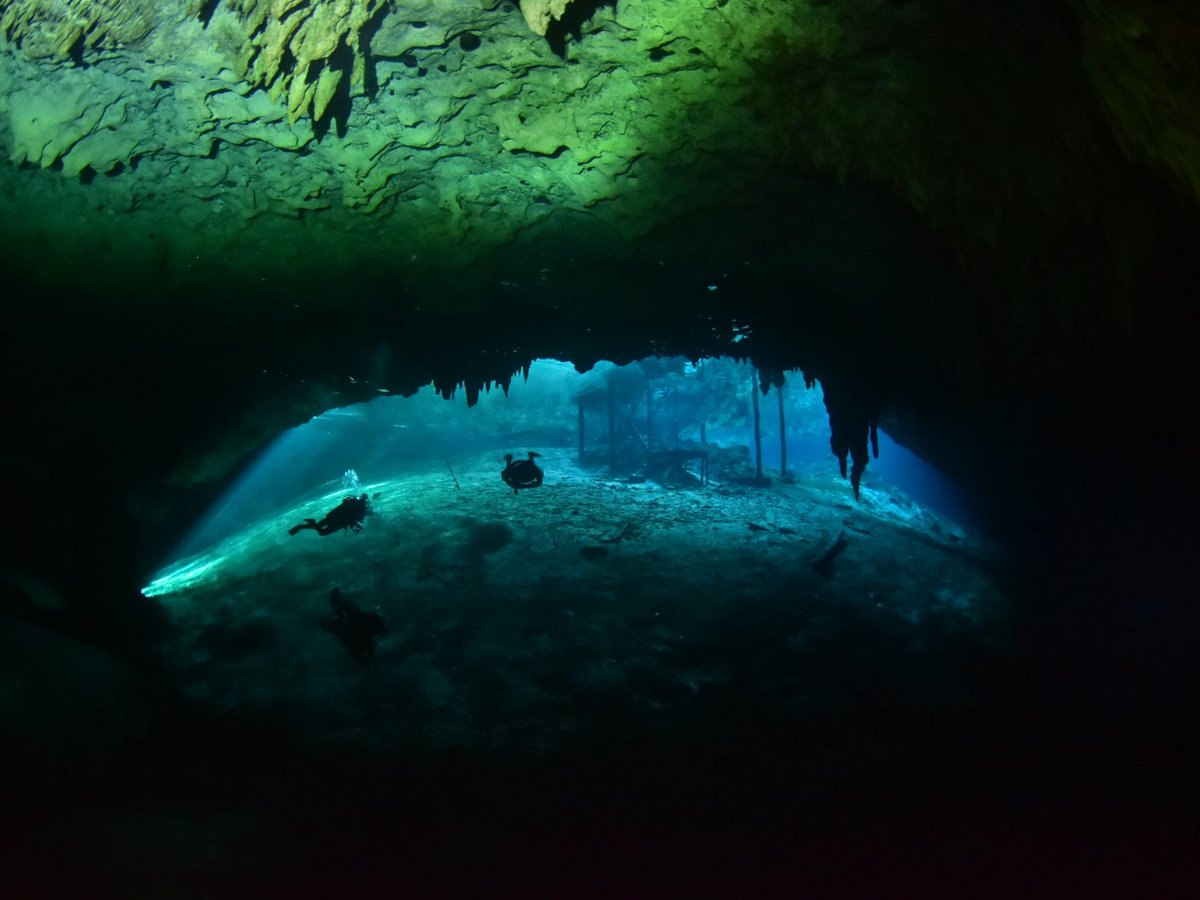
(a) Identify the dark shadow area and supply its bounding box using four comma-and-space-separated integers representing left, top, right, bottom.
357, 2, 392, 101
197, 0, 220, 28
3, 549, 1196, 894
311, 41, 356, 140
198, 620, 277, 663
543, 0, 618, 57
461, 520, 515, 564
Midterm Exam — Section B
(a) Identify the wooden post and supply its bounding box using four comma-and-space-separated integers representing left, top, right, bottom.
608, 379, 616, 471
751, 367, 763, 480
777, 382, 787, 477
646, 381, 654, 459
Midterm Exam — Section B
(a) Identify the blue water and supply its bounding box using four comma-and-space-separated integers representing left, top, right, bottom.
870, 432, 985, 533
162, 357, 982, 565
165, 360, 581, 561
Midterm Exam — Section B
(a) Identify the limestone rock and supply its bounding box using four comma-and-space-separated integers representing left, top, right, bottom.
519, 0, 575, 36
6, 72, 101, 168
0, 0, 161, 57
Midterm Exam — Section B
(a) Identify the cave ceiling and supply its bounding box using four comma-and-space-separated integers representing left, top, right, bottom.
1, 0, 1197, 534
0, 0, 793, 277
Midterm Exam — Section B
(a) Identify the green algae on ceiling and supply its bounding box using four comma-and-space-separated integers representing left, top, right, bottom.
0, 0, 811, 288
1, 0, 1194, 381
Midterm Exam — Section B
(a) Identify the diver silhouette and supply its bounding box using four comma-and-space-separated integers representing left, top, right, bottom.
501, 451, 544, 495
288, 493, 370, 536
323, 587, 387, 660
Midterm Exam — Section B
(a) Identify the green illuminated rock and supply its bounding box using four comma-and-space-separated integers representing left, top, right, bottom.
0, 0, 793, 283
0, 0, 1195, 340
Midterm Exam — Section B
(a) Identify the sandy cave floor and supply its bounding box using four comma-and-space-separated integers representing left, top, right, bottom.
148, 450, 1012, 757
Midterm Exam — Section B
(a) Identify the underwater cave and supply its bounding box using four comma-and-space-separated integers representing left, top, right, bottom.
2, 0, 1198, 894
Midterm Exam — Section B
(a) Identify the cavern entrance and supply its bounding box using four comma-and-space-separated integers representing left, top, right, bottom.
143, 358, 1007, 756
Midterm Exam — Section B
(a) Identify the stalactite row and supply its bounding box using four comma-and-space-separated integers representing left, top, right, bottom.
225, 0, 384, 123
1, 1, 584, 124
0, 0, 170, 57
430, 365, 530, 409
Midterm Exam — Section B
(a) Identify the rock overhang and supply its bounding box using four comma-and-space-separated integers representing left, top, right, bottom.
2, 0, 1199, 595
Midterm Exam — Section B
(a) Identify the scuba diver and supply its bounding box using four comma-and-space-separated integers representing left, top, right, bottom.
501, 451, 544, 495
288, 493, 371, 536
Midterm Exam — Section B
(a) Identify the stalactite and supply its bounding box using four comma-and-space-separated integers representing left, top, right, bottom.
751, 367, 763, 481
821, 375, 881, 501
